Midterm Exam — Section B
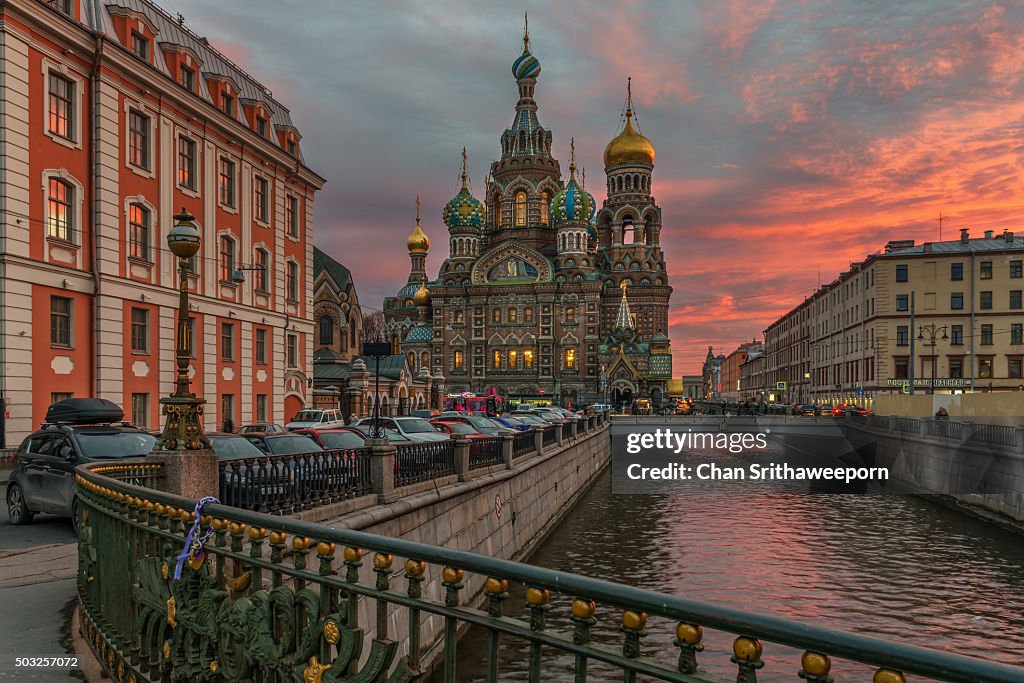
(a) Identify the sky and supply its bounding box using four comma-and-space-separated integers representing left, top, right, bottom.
170, 0, 1024, 375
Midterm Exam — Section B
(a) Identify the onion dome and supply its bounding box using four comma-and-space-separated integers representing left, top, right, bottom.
604, 79, 655, 167
550, 139, 595, 224
413, 279, 431, 307
443, 148, 486, 230
407, 196, 430, 253
512, 13, 541, 79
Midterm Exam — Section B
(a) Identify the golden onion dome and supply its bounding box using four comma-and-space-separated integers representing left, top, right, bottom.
413, 280, 431, 306
603, 110, 655, 167
407, 221, 429, 253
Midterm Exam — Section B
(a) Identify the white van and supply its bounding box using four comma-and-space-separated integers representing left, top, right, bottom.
285, 409, 346, 431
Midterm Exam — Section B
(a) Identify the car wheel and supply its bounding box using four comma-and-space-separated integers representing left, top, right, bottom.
71, 497, 81, 537
7, 484, 34, 525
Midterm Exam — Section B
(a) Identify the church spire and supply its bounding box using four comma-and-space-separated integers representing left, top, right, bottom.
615, 280, 635, 330
460, 145, 468, 190
523, 11, 530, 52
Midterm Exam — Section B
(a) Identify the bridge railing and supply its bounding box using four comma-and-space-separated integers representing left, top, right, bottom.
75, 461, 1024, 683
968, 422, 1017, 447
512, 430, 535, 458
219, 448, 373, 514
542, 425, 557, 447
394, 440, 456, 486
468, 436, 504, 470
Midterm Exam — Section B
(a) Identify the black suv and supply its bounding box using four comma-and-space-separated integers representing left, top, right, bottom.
6, 398, 156, 524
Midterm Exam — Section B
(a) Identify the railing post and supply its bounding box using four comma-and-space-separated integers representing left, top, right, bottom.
146, 448, 218, 500
570, 417, 579, 440
501, 433, 514, 469
533, 426, 544, 457
367, 438, 396, 504
1016, 427, 1024, 452
555, 423, 564, 446
919, 417, 928, 438
887, 415, 896, 434
452, 434, 470, 482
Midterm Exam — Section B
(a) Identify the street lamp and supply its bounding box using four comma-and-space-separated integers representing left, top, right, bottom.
916, 323, 948, 393
155, 208, 210, 451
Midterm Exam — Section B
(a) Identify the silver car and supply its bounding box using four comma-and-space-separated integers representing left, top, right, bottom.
354, 417, 449, 442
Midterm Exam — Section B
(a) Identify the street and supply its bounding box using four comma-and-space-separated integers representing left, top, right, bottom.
0, 490, 80, 681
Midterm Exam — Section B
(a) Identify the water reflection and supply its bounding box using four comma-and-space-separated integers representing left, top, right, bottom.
443, 468, 1024, 681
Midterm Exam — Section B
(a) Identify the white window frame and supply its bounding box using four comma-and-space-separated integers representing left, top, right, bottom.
123, 100, 155, 178
285, 258, 300, 302
176, 133, 199, 195
217, 154, 238, 212
41, 60, 84, 149
123, 195, 158, 264
41, 169, 84, 252
286, 194, 300, 239
253, 174, 270, 225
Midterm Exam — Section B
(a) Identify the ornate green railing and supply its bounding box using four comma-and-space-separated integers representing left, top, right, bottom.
75, 461, 1023, 683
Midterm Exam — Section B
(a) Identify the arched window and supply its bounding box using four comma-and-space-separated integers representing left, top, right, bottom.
540, 190, 551, 225
454, 310, 464, 324
617, 176, 623, 192
492, 308, 501, 323
634, 174, 640, 190
319, 315, 333, 345
575, 233, 582, 250
524, 349, 534, 369
129, 203, 150, 261
564, 348, 576, 369
625, 175, 632, 190
408, 351, 415, 368
622, 217, 635, 244
514, 191, 527, 226
508, 308, 517, 323
47, 178, 74, 242
218, 235, 235, 282
421, 351, 429, 370
566, 306, 576, 323
518, 131, 526, 152
391, 334, 400, 355
493, 349, 502, 368
286, 261, 299, 301
350, 319, 357, 348
508, 349, 518, 368
524, 308, 533, 323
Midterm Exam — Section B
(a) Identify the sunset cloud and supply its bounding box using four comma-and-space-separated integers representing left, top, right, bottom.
170, 0, 1024, 374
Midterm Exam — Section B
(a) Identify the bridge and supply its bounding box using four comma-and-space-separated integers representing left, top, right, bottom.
71, 413, 1024, 682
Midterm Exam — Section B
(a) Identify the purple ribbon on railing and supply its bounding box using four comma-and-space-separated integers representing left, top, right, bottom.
173, 496, 219, 580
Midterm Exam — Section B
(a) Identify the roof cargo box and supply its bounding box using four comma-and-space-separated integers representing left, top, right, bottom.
45, 398, 124, 425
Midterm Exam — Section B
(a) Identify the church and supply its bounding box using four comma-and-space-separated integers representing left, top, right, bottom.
384, 23, 673, 410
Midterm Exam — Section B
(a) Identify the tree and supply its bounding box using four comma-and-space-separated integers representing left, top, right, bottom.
360, 310, 387, 345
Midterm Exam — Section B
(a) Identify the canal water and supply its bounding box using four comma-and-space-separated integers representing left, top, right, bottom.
447, 467, 1024, 681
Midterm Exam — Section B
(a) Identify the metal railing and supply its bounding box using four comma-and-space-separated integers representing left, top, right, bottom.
219, 448, 372, 514
89, 462, 165, 490
394, 440, 456, 487
513, 430, 535, 458
892, 416, 920, 434
542, 425, 557, 447
75, 463, 1024, 683
969, 422, 1017, 447
468, 437, 503, 470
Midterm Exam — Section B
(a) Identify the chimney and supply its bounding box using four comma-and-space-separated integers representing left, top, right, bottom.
960, 228, 969, 244
923, 242, 932, 252
984, 229, 994, 239
1005, 231, 1015, 244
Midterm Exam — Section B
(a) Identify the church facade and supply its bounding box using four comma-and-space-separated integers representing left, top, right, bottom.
384, 27, 673, 409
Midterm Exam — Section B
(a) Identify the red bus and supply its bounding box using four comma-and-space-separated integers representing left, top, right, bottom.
443, 393, 503, 416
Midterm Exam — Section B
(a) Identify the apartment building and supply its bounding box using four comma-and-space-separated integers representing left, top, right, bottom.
0, 0, 324, 445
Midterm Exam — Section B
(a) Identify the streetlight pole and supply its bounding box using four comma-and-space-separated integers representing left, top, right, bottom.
908, 291, 916, 395
155, 209, 210, 451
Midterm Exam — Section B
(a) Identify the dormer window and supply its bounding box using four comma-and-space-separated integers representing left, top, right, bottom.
55, 0, 71, 14
286, 138, 296, 155
255, 116, 267, 137
221, 92, 235, 117
179, 65, 195, 91
131, 31, 150, 61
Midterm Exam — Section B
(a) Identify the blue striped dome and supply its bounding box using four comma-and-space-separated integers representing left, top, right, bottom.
550, 172, 595, 224
512, 49, 541, 80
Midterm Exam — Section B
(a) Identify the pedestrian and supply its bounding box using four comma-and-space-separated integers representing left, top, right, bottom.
935, 406, 949, 420
223, 415, 234, 433
348, 413, 358, 425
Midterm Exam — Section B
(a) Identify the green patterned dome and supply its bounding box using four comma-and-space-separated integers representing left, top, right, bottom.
512, 48, 541, 80
550, 165, 595, 225
443, 186, 485, 230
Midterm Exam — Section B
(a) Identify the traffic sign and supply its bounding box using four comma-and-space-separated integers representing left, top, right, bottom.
776, 381, 787, 391
901, 384, 911, 394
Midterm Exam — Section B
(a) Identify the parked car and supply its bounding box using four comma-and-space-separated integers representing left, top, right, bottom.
6, 398, 156, 525
798, 405, 817, 416
429, 421, 489, 438
243, 433, 324, 455
510, 412, 550, 427
238, 423, 284, 434
295, 427, 368, 450
350, 425, 413, 443
285, 409, 346, 431
410, 409, 440, 419
435, 414, 515, 435
491, 415, 531, 431
353, 416, 449, 442
513, 410, 564, 425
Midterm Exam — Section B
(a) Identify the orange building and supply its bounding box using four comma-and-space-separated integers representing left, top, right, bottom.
0, 0, 324, 446
719, 341, 761, 402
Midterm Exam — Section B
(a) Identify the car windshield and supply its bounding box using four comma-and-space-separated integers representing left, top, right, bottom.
443, 422, 477, 434
499, 416, 525, 426
267, 435, 322, 455
319, 432, 366, 450
396, 418, 436, 434
209, 436, 265, 459
77, 431, 157, 459
466, 416, 496, 428
515, 414, 545, 424
291, 411, 323, 423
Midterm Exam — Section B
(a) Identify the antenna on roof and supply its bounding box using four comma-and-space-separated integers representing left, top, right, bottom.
938, 210, 944, 242
176, 12, 185, 25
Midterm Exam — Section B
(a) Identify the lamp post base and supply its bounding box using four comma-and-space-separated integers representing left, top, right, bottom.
155, 395, 211, 451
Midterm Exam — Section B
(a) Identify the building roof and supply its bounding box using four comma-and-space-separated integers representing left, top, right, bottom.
313, 247, 352, 289
313, 354, 409, 381
82, 0, 301, 138
882, 233, 1022, 256
404, 324, 434, 343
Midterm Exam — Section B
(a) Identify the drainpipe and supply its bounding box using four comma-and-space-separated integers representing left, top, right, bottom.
969, 241, 976, 392
90, 33, 104, 398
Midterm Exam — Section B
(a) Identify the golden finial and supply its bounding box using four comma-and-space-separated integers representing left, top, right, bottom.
460, 146, 468, 190
523, 11, 530, 51
569, 136, 576, 177
620, 279, 629, 295
626, 76, 633, 117
415, 194, 421, 225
